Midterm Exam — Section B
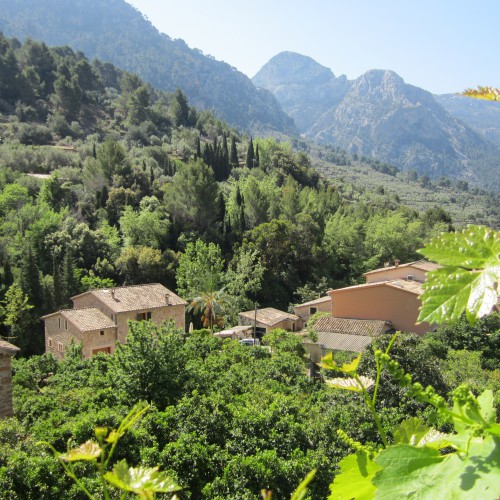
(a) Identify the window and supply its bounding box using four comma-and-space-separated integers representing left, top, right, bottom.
48, 337, 53, 347
100, 330, 105, 336
58, 318, 61, 328
65, 320, 68, 330
310, 307, 317, 314
57, 342, 64, 353
93, 346, 111, 355
137, 312, 152, 321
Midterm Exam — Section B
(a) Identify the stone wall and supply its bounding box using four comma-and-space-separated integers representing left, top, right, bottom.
44, 313, 85, 360
116, 305, 186, 344
0, 342, 19, 419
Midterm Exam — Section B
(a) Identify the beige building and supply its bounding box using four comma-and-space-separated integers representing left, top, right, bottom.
43, 283, 187, 359
0, 340, 20, 418
238, 307, 303, 337
294, 296, 331, 323
327, 260, 438, 335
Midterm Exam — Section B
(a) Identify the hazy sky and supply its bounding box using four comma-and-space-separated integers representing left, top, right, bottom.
126, 1, 498, 95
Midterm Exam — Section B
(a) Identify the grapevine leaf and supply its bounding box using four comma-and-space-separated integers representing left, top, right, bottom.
325, 376, 374, 392
59, 440, 101, 462
418, 225, 500, 325
320, 353, 362, 374
373, 437, 500, 499
329, 451, 381, 500
478, 390, 496, 425
393, 418, 430, 445
462, 86, 500, 101
104, 459, 181, 496
392, 418, 449, 448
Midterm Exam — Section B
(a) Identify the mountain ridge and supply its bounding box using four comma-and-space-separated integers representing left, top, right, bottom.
0, 0, 296, 135
253, 51, 500, 190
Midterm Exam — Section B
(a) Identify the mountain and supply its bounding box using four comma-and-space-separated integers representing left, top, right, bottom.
435, 93, 500, 149
0, 0, 296, 134
254, 52, 500, 190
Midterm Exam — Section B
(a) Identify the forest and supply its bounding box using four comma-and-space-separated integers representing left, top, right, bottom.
0, 35, 499, 498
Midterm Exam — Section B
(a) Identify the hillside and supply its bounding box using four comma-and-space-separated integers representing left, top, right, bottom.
436, 93, 500, 148
0, 0, 296, 134
254, 52, 500, 191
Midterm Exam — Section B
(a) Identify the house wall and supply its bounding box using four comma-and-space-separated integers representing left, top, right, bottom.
365, 267, 427, 284
44, 313, 85, 360
331, 286, 431, 334
72, 295, 114, 318
294, 299, 331, 323
0, 353, 15, 418
81, 328, 117, 358
116, 305, 186, 344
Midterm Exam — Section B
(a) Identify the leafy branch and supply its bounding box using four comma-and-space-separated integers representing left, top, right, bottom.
38, 402, 181, 499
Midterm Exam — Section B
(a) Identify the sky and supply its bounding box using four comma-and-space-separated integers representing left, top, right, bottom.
125, 1, 499, 95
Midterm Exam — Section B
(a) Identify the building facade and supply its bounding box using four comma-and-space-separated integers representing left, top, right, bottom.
43, 284, 187, 359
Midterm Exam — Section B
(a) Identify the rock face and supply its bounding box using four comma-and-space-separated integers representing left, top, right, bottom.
254, 52, 500, 189
253, 52, 350, 131
0, 0, 296, 134
435, 93, 500, 149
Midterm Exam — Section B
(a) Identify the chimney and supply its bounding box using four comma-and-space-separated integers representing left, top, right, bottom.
165, 293, 170, 305
111, 288, 116, 300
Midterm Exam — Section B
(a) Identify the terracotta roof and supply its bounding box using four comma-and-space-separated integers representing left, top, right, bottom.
71, 283, 187, 313
304, 317, 392, 352
0, 339, 21, 354
313, 317, 391, 336
386, 279, 423, 295
43, 308, 116, 332
329, 279, 423, 296
295, 296, 331, 308
239, 307, 300, 326
363, 259, 440, 276
315, 332, 374, 353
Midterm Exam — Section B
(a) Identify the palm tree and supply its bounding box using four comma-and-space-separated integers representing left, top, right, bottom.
188, 288, 229, 333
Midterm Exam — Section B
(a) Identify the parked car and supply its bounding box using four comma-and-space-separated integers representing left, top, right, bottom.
239, 338, 260, 346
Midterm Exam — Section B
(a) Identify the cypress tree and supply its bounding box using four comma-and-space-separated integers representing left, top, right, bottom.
222, 133, 230, 179
230, 136, 239, 167
246, 137, 255, 169
196, 136, 201, 159
255, 143, 260, 168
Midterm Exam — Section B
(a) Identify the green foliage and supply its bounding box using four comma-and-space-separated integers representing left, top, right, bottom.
39, 402, 181, 499
418, 225, 500, 324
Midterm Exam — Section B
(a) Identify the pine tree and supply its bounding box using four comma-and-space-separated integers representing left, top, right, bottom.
246, 137, 255, 169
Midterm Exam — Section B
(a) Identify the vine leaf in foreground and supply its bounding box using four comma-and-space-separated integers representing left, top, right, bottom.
418, 225, 500, 324
104, 459, 181, 498
372, 436, 500, 499
329, 451, 380, 500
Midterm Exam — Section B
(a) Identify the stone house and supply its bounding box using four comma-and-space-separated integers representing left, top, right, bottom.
43, 283, 187, 359
327, 260, 439, 335
0, 340, 20, 419
238, 307, 302, 338
294, 296, 331, 324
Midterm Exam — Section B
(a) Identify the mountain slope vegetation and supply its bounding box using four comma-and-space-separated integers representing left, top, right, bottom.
0, 0, 296, 134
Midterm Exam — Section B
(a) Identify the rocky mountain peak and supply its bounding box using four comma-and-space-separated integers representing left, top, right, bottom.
253, 51, 335, 88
